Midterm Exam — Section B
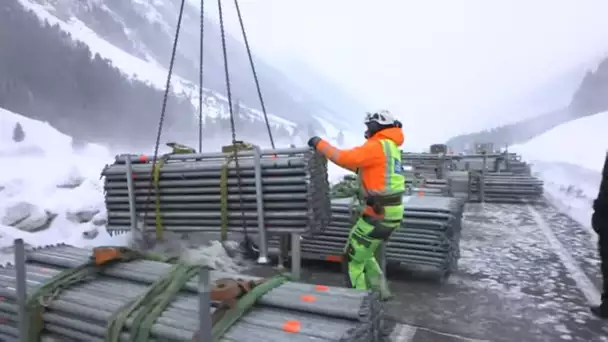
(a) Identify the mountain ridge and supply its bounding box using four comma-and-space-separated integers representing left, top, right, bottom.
445, 55, 608, 151
17, 0, 360, 134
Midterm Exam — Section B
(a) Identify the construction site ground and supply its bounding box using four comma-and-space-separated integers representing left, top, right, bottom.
246, 201, 608, 342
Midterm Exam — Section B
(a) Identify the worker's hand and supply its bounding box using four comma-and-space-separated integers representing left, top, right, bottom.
307, 136, 321, 149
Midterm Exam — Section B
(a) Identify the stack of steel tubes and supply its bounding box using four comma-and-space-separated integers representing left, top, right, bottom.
469, 172, 544, 203
0, 244, 386, 341
277, 196, 464, 280
401, 152, 455, 179
101, 147, 331, 237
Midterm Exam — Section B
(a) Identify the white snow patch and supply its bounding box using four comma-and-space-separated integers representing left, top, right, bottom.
511, 111, 606, 233
0, 107, 244, 270
512, 111, 608, 172
531, 161, 600, 236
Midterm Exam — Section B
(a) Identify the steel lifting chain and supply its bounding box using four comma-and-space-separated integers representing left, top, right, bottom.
143, 0, 187, 240
198, 0, 205, 153
147, 0, 276, 248
217, 0, 250, 247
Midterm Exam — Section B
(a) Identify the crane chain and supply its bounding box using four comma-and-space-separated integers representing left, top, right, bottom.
144, 0, 187, 241
217, 0, 251, 249
233, 0, 275, 149
198, 0, 205, 153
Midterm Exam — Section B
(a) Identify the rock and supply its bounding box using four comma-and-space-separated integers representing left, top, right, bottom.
1, 202, 56, 232
56, 167, 85, 189
82, 227, 99, 240
66, 209, 100, 224
91, 212, 108, 226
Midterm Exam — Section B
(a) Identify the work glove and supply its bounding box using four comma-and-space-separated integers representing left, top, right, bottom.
307, 136, 321, 149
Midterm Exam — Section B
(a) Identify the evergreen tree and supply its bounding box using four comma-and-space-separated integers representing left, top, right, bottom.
336, 130, 344, 145
12, 122, 25, 142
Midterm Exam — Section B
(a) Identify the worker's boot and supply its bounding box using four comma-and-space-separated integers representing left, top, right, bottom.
377, 276, 394, 301
367, 272, 394, 301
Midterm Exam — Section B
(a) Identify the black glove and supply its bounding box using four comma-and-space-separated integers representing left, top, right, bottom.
307, 136, 321, 148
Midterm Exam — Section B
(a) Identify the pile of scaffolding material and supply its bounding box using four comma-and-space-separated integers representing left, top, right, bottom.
401, 152, 454, 179
469, 172, 544, 203
290, 196, 465, 280
101, 147, 332, 236
446, 171, 471, 200
0, 245, 385, 342
504, 155, 532, 175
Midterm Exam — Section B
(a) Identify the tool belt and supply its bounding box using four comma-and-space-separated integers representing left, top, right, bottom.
364, 193, 403, 216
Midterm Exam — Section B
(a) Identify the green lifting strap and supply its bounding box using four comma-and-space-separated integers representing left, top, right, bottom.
106, 262, 202, 342
219, 141, 255, 242
152, 142, 197, 241
219, 156, 234, 242
211, 273, 292, 340
26, 247, 175, 342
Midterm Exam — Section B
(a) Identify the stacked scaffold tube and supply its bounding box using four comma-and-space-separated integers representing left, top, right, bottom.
272, 196, 465, 281
0, 244, 386, 341
102, 146, 332, 239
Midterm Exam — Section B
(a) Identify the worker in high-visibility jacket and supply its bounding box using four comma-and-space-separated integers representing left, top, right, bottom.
308, 110, 405, 300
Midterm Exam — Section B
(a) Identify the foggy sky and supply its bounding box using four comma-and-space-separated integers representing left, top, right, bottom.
202, 0, 608, 144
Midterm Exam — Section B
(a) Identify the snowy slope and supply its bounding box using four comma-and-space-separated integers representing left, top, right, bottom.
512, 110, 607, 231
512, 111, 608, 172
0, 107, 122, 251
0, 107, 247, 269
16, 0, 297, 134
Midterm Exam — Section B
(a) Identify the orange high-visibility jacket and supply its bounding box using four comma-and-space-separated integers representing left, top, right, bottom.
314, 127, 404, 196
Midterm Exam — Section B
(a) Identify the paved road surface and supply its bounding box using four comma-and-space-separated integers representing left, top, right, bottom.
248, 201, 608, 342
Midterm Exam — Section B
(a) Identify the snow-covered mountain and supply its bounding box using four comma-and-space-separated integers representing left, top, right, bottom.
16, 0, 355, 137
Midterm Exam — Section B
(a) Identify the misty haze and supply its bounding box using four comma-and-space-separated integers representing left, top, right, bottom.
0, 0, 608, 341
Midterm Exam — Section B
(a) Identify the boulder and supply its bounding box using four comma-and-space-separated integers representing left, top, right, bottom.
56, 167, 85, 189
82, 227, 99, 240
1, 202, 56, 232
66, 208, 100, 224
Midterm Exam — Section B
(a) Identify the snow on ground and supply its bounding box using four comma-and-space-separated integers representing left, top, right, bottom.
512, 111, 607, 232
0, 107, 245, 271
0, 108, 124, 255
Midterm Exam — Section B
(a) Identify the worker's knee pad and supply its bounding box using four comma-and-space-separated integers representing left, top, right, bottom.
347, 238, 375, 263
368, 225, 394, 240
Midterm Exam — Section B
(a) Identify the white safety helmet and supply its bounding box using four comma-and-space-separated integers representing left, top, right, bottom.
364, 110, 396, 126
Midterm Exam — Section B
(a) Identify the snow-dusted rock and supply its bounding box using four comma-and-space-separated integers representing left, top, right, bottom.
1, 201, 56, 232
66, 208, 100, 223
91, 211, 108, 226
183, 240, 247, 273
56, 166, 85, 189
82, 227, 99, 240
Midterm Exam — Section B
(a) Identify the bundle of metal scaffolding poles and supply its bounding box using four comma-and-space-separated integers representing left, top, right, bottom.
271, 196, 465, 280
101, 147, 332, 237
401, 152, 455, 179
469, 172, 544, 203
0, 244, 386, 341
452, 154, 506, 173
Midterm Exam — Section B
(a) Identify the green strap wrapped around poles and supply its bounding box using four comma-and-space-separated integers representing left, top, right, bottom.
106, 262, 201, 342
219, 141, 255, 242
152, 142, 196, 241
26, 247, 160, 342
220, 156, 234, 242
153, 155, 170, 241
